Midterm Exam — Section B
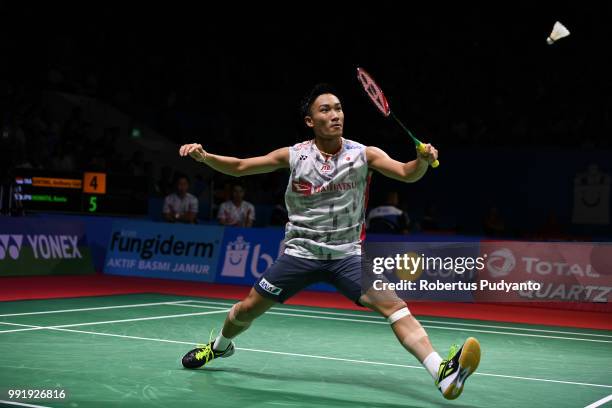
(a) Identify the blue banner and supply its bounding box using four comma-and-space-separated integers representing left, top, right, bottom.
216, 227, 285, 285
103, 221, 224, 282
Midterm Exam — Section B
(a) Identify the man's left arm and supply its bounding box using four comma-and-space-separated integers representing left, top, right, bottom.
366, 144, 438, 183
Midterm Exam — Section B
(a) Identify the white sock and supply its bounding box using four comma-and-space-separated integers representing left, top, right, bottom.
423, 352, 443, 381
213, 333, 232, 351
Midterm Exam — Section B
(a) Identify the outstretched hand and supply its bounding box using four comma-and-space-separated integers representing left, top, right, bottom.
179, 143, 207, 162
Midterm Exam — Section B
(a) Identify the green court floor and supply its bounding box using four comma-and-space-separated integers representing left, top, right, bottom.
0, 294, 611, 408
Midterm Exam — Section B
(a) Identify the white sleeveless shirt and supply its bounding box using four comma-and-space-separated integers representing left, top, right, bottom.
283, 138, 371, 260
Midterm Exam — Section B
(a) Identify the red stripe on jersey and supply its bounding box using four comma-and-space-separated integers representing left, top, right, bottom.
360, 171, 373, 242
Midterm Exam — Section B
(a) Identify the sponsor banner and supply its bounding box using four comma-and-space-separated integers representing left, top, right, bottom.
216, 227, 285, 285
0, 217, 94, 276
103, 221, 223, 282
478, 241, 612, 303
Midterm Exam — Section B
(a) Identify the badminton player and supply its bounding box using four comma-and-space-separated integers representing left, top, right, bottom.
178, 84, 480, 400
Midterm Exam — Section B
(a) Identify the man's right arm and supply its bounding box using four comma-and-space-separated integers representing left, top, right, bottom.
179, 144, 289, 177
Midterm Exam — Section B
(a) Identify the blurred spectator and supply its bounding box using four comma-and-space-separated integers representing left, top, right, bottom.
192, 173, 212, 219
366, 191, 410, 234
14, 150, 35, 169
162, 174, 198, 223
218, 183, 255, 227
212, 180, 233, 219
0, 123, 15, 181
143, 161, 156, 194
483, 206, 506, 237
192, 173, 210, 199
536, 211, 566, 240
155, 165, 174, 196
269, 194, 288, 226
127, 150, 146, 177
215, 180, 233, 203
62, 107, 88, 143
51, 142, 76, 171
420, 203, 440, 232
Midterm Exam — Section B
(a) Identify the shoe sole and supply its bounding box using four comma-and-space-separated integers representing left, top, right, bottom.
443, 337, 481, 400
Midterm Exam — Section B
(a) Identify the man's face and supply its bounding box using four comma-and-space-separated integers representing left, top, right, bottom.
232, 186, 245, 202
305, 93, 344, 139
177, 178, 189, 195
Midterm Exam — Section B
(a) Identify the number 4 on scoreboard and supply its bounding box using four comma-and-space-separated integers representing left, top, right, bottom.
83, 172, 107, 194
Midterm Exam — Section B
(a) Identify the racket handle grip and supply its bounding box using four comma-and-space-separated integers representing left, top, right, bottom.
417, 144, 440, 168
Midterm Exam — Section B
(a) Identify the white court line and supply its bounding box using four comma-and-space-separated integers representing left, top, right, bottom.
0, 309, 229, 335
0, 400, 53, 408
171, 303, 612, 343
585, 394, 612, 408
3, 296, 609, 338
238, 347, 612, 389
1, 299, 608, 343
0, 324, 44, 334
0, 321, 190, 346
185, 300, 612, 338
4, 321, 612, 390
0, 300, 195, 318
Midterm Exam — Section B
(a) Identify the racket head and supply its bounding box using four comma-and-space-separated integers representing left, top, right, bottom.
356, 67, 391, 117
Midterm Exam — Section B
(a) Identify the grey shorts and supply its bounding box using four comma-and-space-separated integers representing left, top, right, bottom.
254, 253, 364, 305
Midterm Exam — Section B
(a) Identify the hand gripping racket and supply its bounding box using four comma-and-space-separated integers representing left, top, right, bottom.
356, 67, 439, 168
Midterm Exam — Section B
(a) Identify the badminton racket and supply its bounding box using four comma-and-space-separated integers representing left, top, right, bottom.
356, 67, 439, 168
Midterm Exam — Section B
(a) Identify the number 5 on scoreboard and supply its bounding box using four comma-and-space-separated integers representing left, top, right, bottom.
88, 196, 98, 212
83, 172, 106, 194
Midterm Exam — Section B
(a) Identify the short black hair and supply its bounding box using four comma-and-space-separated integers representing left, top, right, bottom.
299, 83, 339, 119
174, 172, 190, 185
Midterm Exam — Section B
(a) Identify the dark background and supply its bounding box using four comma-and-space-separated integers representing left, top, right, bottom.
1, 2, 610, 237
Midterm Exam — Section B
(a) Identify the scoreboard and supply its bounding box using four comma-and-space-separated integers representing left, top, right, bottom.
13, 169, 148, 215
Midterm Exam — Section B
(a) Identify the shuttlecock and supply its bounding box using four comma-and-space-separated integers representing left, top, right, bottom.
547, 21, 570, 45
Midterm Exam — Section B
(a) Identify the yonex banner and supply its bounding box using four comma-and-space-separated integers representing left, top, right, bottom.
103, 221, 224, 282
0, 217, 94, 276
216, 227, 285, 285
